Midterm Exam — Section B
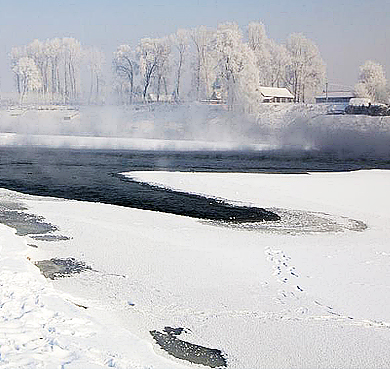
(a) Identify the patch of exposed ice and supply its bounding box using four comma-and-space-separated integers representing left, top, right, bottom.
206, 208, 367, 234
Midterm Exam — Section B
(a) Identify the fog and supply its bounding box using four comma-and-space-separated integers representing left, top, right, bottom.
0, 103, 389, 159
279, 115, 390, 158
0, 104, 267, 150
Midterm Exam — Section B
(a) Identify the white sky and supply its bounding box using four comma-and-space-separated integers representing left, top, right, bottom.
0, 0, 389, 93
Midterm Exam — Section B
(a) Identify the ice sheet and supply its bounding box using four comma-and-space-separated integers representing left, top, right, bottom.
1, 169, 390, 368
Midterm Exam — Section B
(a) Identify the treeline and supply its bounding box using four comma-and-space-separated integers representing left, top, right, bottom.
11, 38, 104, 104
11, 22, 327, 108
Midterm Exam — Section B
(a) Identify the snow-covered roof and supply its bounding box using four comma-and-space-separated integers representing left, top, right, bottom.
259, 87, 294, 99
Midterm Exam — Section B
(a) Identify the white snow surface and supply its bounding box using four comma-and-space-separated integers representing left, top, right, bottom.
1, 169, 390, 368
0, 194, 189, 369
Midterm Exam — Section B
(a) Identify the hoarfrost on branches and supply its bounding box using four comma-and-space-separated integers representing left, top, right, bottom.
12, 57, 42, 103
11, 38, 84, 104
285, 33, 326, 103
268, 40, 290, 88
137, 37, 171, 102
190, 26, 217, 101
9, 21, 333, 110
85, 47, 105, 104
355, 60, 388, 103
214, 22, 260, 111
171, 29, 190, 102
113, 45, 138, 104
248, 22, 272, 86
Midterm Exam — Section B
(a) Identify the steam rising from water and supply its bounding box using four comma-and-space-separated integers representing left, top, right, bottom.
278, 114, 390, 158
1, 103, 390, 158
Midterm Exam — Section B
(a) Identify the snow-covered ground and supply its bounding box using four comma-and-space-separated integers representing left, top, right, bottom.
1, 169, 390, 368
0, 193, 190, 369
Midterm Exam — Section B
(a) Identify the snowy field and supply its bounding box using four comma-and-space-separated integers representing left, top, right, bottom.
1, 168, 390, 368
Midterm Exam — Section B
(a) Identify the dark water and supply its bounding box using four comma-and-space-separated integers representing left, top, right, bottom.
0, 147, 389, 221
150, 329, 227, 368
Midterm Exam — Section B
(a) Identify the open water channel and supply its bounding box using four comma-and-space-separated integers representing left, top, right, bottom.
0, 147, 389, 220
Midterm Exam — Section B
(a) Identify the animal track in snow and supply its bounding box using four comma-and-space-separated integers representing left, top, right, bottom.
265, 247, 309, 320
264, 247, 390, 330
265, 248, 303, 292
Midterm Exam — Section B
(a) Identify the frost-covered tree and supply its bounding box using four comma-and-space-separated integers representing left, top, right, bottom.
85, 47, 105, 104
11, 37, 85, 104
214, 22, 260, 111
171, 29, 189, 101
354, 60, 387, 103
235, 43, 261, 112
138, 37, 171, 102
25, 39, 49, 95
113, 45, 138, 104
268, 40, 290, 87
10, 46, 26, 95
62, 38, 82, 102
45, 38, 63, 98
153, 37, 171, 101
285, 33, 326, 102
12, 57, 42, 103
247, 22, 272, 85
214, 22, 242, 108
190, 26, 216, 100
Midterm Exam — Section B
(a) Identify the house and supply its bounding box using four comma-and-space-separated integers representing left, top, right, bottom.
259, 87, 294, 103
315, 91, 355, 104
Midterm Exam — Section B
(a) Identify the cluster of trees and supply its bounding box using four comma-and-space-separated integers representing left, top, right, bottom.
113, 22, 326, 109
355, 60, 388, 104
11, 22, 328, 109
11, 38, 104, 104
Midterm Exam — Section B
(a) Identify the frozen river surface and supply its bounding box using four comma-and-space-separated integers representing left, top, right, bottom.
1, 147, 390, 368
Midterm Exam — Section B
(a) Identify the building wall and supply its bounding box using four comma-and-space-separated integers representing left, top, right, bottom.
316, 97, 353, 104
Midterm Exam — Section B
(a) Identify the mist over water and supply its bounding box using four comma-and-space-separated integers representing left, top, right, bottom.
0, 103, 389, 160
0, 104, 259, 142
278, 114, 390, 159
